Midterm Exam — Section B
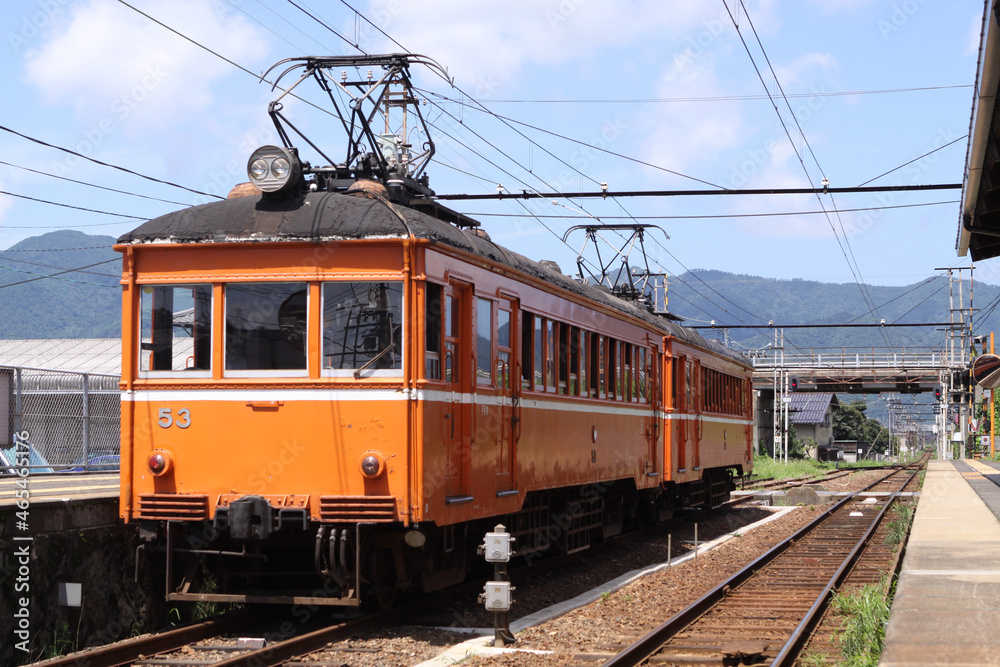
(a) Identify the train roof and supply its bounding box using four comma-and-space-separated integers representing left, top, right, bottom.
118, 190, 749, 367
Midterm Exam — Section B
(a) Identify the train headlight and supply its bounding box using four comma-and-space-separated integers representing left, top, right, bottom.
148, 449, 174, 476
360, 452, 386, 478
249, 159, 269, 180
247, 145, 301, 195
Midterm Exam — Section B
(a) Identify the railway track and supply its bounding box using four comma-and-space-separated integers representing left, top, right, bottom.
602, 458, 925, 667
29, 606, 400, 667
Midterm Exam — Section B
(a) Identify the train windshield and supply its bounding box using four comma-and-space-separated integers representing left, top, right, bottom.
225, 282, 308, 372
322, 282, 403, 376
139, 284, 212, 374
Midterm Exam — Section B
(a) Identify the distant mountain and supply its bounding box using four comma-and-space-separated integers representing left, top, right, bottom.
0, 230, 120, 339
667, 270, 997, 352
1, 232, 996, 352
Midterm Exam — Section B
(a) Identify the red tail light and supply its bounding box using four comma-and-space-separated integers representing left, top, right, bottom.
148, 449, 173, 476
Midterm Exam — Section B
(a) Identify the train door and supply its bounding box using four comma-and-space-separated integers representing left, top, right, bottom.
674, 353, 688, 471
444, 281, 472, 499
495, 298, 517, 493
645, 343, 659, 475
692, 358, 702, 469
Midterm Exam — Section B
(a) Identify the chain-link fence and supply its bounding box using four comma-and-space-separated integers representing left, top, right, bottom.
1, 365, 120, 472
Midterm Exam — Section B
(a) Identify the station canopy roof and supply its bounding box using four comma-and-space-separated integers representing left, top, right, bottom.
960, 5, 1000, 260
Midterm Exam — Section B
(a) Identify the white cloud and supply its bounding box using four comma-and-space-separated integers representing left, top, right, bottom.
362, 0, 732, 89
23, 0, 268, 126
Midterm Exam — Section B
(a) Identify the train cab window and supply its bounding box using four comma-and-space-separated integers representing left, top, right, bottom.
321, 281, 403, 377
476, 298, 493, 385
225, 282, 307, 374
139, 284, 212, 376
425, 283, 443, 380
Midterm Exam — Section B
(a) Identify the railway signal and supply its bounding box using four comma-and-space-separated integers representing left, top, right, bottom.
478, 525, 516, 647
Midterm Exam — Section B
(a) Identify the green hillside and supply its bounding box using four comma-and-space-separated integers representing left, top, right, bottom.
0, 230, 120, 339
1, 232, 995, 351
667, 270, 995, 352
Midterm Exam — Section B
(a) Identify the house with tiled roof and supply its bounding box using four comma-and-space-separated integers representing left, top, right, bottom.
789, 392, 840, 459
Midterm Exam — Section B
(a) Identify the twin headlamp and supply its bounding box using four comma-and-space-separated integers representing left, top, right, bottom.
247, 145, 301, 195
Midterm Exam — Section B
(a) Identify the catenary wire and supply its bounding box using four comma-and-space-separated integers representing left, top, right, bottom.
0, 159, 189, 207
725, 0, 890, 346
0, 189, 145, 220
0, 124, 221, 200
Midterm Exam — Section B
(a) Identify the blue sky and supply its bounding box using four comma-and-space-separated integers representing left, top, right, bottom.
0, 0, 986, 287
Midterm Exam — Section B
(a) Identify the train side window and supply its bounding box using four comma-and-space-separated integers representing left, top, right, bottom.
224, 282, 308, 374
686, 361, 693, 411
425, 283, 442, 380
476, 298, 493, 385
588, 332, 599, 398
558, 322, 569, 394
535, 316, 544, 390
598, 335, 607, 399
607, 338, 621, 400
577, 328, 586, 397
139, 284, 212, 376
321, 281, 403, 376
638, 347, 647, 402
521, 312, 533, 390
623, 343, 633, 402
497, 307, 511, 389
674, 354, 687, 411
546, 320, 555, 392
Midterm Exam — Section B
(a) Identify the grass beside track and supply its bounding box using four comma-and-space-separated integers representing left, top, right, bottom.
750, 455, 908, 483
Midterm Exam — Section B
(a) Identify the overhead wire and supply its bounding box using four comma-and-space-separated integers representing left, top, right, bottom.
476, 85, 973, 104
1, 255, 120, 278
330, 0, 804, 334
116, 1, 827, 347
856, 135, 968, 187
0, 159, 189, 207
464, 200, 958, 220
0, 189, 145, 220
0, 123, 221, 200
724, 0, 891, 347
0, 258, 120, 289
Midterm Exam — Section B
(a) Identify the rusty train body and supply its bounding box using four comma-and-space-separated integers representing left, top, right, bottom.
117, 185, 754, 607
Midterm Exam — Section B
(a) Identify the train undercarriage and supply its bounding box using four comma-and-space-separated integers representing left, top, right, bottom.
141, 468, 740, 610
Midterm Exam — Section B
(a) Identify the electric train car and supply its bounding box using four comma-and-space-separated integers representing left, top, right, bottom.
116, 180, 753, 608
117, 54, 753, 608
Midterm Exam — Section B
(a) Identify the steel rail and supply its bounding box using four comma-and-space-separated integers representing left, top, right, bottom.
28, 615, 245, 667
210, 602, 418, 667
602, 461, 923, 667
770, 465, 920, 666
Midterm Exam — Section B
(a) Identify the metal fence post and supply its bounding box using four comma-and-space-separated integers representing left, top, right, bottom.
13, 366, 22, 440
82, 373, 90, 469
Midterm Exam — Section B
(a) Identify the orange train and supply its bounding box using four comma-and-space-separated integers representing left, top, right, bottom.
117, 181, 754, 608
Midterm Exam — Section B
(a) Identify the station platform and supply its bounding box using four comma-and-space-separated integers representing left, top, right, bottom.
0, 472, 119, 536
880, 459, 1000, 666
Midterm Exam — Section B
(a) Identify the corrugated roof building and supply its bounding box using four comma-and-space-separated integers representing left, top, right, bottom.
0, 339, 121, 375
